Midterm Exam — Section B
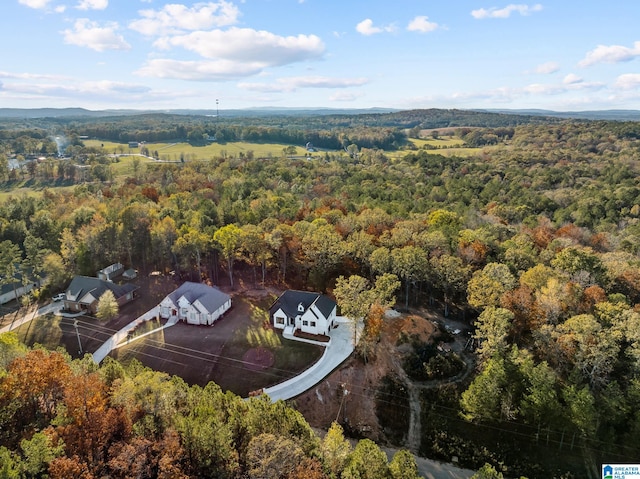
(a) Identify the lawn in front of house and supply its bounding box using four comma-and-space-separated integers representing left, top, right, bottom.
110, 294, 324, 397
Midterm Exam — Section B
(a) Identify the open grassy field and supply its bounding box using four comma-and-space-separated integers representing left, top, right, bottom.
85, 139, 316, 161
411, 137, 466, 148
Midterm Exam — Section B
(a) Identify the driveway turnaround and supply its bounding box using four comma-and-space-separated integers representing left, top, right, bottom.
262, 316, 361, 402
91, 308, 361, 402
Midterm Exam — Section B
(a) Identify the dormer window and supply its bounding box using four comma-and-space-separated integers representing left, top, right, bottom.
297, 302, 305, 313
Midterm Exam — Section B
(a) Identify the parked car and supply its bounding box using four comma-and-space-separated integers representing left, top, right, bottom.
53, 293, 65, 302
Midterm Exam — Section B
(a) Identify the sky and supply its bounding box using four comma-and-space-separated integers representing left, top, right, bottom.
2, 0, 640, 111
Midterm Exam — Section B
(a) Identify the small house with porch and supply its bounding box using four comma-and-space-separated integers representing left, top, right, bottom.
159, 282, 231, 326
270, 290, 337, 337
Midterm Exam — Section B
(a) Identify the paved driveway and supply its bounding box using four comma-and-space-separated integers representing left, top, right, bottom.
263, 316, 361, 401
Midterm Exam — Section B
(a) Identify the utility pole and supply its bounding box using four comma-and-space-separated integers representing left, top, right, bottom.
336, 384, 349, 423
73, 319, 83, 355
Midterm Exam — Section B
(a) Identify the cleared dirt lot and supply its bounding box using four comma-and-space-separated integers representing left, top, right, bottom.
110, 293, 323, 397
5, 274, 323, 398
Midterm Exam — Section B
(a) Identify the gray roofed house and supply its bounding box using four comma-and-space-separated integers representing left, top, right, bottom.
0, 272, 41, 305
159, 282, 232, 326
64, 275, 139, 314
270, 290, 337, 337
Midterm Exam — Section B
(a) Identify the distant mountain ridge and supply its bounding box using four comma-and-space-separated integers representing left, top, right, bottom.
1, 106, 639, 122
0, 107, 399, 119
478, 108, 640, 121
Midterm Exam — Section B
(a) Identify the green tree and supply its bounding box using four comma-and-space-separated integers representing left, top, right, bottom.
474, 307, 514, 363
467, 263, 516, 311
96, 290, 118, 321
551, 246, 605, 287
389, 449, 420, 479
430, 254, 471, 317
562, 384, 597, 436
334, 274, 400, 345
343, 439, 389, 479
391, 245, 428, 310
42, 252, 70, 292
0, 446, 21, 479
213, 223, 242, 289
461, 356, 510, 422
321, 422, 351, 478
0, 240, 23, 304
20, 431, 65, 477
298, 219, 345, 290
471, 463, 504, 479
174, 225, 210, 281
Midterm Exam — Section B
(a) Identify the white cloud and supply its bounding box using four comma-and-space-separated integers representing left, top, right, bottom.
157, 28, 324, 66
18, 0, 53, 8
471, 4, 543, 19
129, 1, 240, 36
614, 74, 640, 90
534, 61, 560, 74
330, 91, 360, 102
563, 73, 582, 85
579, 41, 640, 67
0, 71, 68, 80
54, 5, 66, 12
136, 58, 266, 80
356, 19, 395, 36
239, 76, 368, 93
407, 16, 439, 33
76, 0, 108, 10
62, 19, 131, 52
523, 83, 565, 95
1, 78, 151, 99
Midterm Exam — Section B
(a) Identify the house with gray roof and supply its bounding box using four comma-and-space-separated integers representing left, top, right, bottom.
64, 276, 139, 314
270, 290, 337, 337
0, 273, 40, 305
159, 282, 231, 326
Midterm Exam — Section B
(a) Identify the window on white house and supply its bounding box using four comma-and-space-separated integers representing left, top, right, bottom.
276, 317, 284, 324
303, 320, 309, 326
310, 321, 316, 327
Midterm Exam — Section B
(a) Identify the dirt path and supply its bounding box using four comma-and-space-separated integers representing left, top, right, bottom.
380, 332, 422, 453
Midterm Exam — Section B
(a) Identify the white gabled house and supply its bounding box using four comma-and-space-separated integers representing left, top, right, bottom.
159, 282, 231, 326
270, 290, 337, 337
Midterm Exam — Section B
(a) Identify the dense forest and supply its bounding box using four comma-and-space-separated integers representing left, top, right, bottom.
2, 110, 640, 478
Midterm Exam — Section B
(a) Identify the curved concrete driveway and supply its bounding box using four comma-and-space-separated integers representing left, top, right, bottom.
263, 316, 361, 401
91, 310, 361, 403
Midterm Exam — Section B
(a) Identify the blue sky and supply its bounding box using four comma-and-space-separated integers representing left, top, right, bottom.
2, 0, 640, 111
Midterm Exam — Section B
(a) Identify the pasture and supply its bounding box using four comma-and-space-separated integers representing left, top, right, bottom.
85, 139, 316, 162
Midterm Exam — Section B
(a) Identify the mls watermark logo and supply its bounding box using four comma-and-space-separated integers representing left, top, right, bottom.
603, 464, 640, 479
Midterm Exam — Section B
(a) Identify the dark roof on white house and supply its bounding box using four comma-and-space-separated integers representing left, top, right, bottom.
269, 290, 336, 319
66, 276, 138, 303
167, 282, 230, 314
